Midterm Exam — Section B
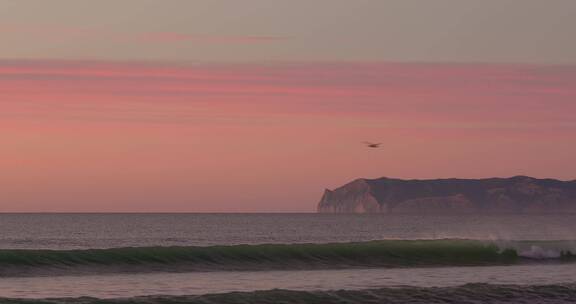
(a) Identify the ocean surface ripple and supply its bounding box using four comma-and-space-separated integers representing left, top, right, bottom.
2, 284, 576, 304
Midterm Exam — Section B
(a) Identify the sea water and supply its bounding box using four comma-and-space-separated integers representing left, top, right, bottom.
1, 213, 576, 303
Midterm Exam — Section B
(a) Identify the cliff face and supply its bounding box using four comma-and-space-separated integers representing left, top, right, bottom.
317, 176, 576, 214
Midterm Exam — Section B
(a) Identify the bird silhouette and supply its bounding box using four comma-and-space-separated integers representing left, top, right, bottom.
363, 142, 382, 148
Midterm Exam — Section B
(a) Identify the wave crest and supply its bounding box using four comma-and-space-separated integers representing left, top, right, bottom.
0, 240, 574, 277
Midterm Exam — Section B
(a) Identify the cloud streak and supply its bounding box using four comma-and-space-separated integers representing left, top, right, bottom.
1, 60, 575, 130
0, 24, 288, 45
136, 32, 288, 44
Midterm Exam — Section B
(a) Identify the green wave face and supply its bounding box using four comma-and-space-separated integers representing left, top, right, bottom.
0, 239, 574, 276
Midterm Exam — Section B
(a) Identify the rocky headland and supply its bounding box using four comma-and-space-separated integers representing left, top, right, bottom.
317, 176, 576, 214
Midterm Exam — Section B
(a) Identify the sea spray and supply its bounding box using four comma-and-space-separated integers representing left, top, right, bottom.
493, 240, 576, 260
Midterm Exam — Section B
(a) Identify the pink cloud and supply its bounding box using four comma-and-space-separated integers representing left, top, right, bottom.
0, 60, 575, 133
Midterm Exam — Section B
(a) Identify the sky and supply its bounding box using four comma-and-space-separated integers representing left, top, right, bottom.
1, 0, 575, 212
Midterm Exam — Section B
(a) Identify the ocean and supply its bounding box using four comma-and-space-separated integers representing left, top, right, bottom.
1, 213, 576, 303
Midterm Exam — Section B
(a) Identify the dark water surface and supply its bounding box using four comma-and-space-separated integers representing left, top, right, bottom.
2, 213, 576, 249
1, 214, 575, 302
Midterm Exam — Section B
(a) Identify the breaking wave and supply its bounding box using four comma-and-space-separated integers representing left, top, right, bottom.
0, 239, 574, 277
3, 284, 576, 304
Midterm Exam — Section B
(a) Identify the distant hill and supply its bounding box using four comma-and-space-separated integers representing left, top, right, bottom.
317, 176, 576, 214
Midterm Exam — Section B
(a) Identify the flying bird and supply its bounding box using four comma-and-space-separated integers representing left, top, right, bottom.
363, 142, 382, 148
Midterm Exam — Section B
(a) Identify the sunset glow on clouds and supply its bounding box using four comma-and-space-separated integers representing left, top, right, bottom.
1, 0, 576, 211
1, 60, 575, 211
1, 60, 575, 127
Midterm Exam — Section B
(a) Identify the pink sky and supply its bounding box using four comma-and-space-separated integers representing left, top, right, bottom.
0, 60, 575, 212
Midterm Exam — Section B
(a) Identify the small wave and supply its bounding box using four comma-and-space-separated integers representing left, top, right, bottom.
3, 284, 576, 304
0, 240, 574, 277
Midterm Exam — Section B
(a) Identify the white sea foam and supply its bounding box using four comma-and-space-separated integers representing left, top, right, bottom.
519, 245, 563, 259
